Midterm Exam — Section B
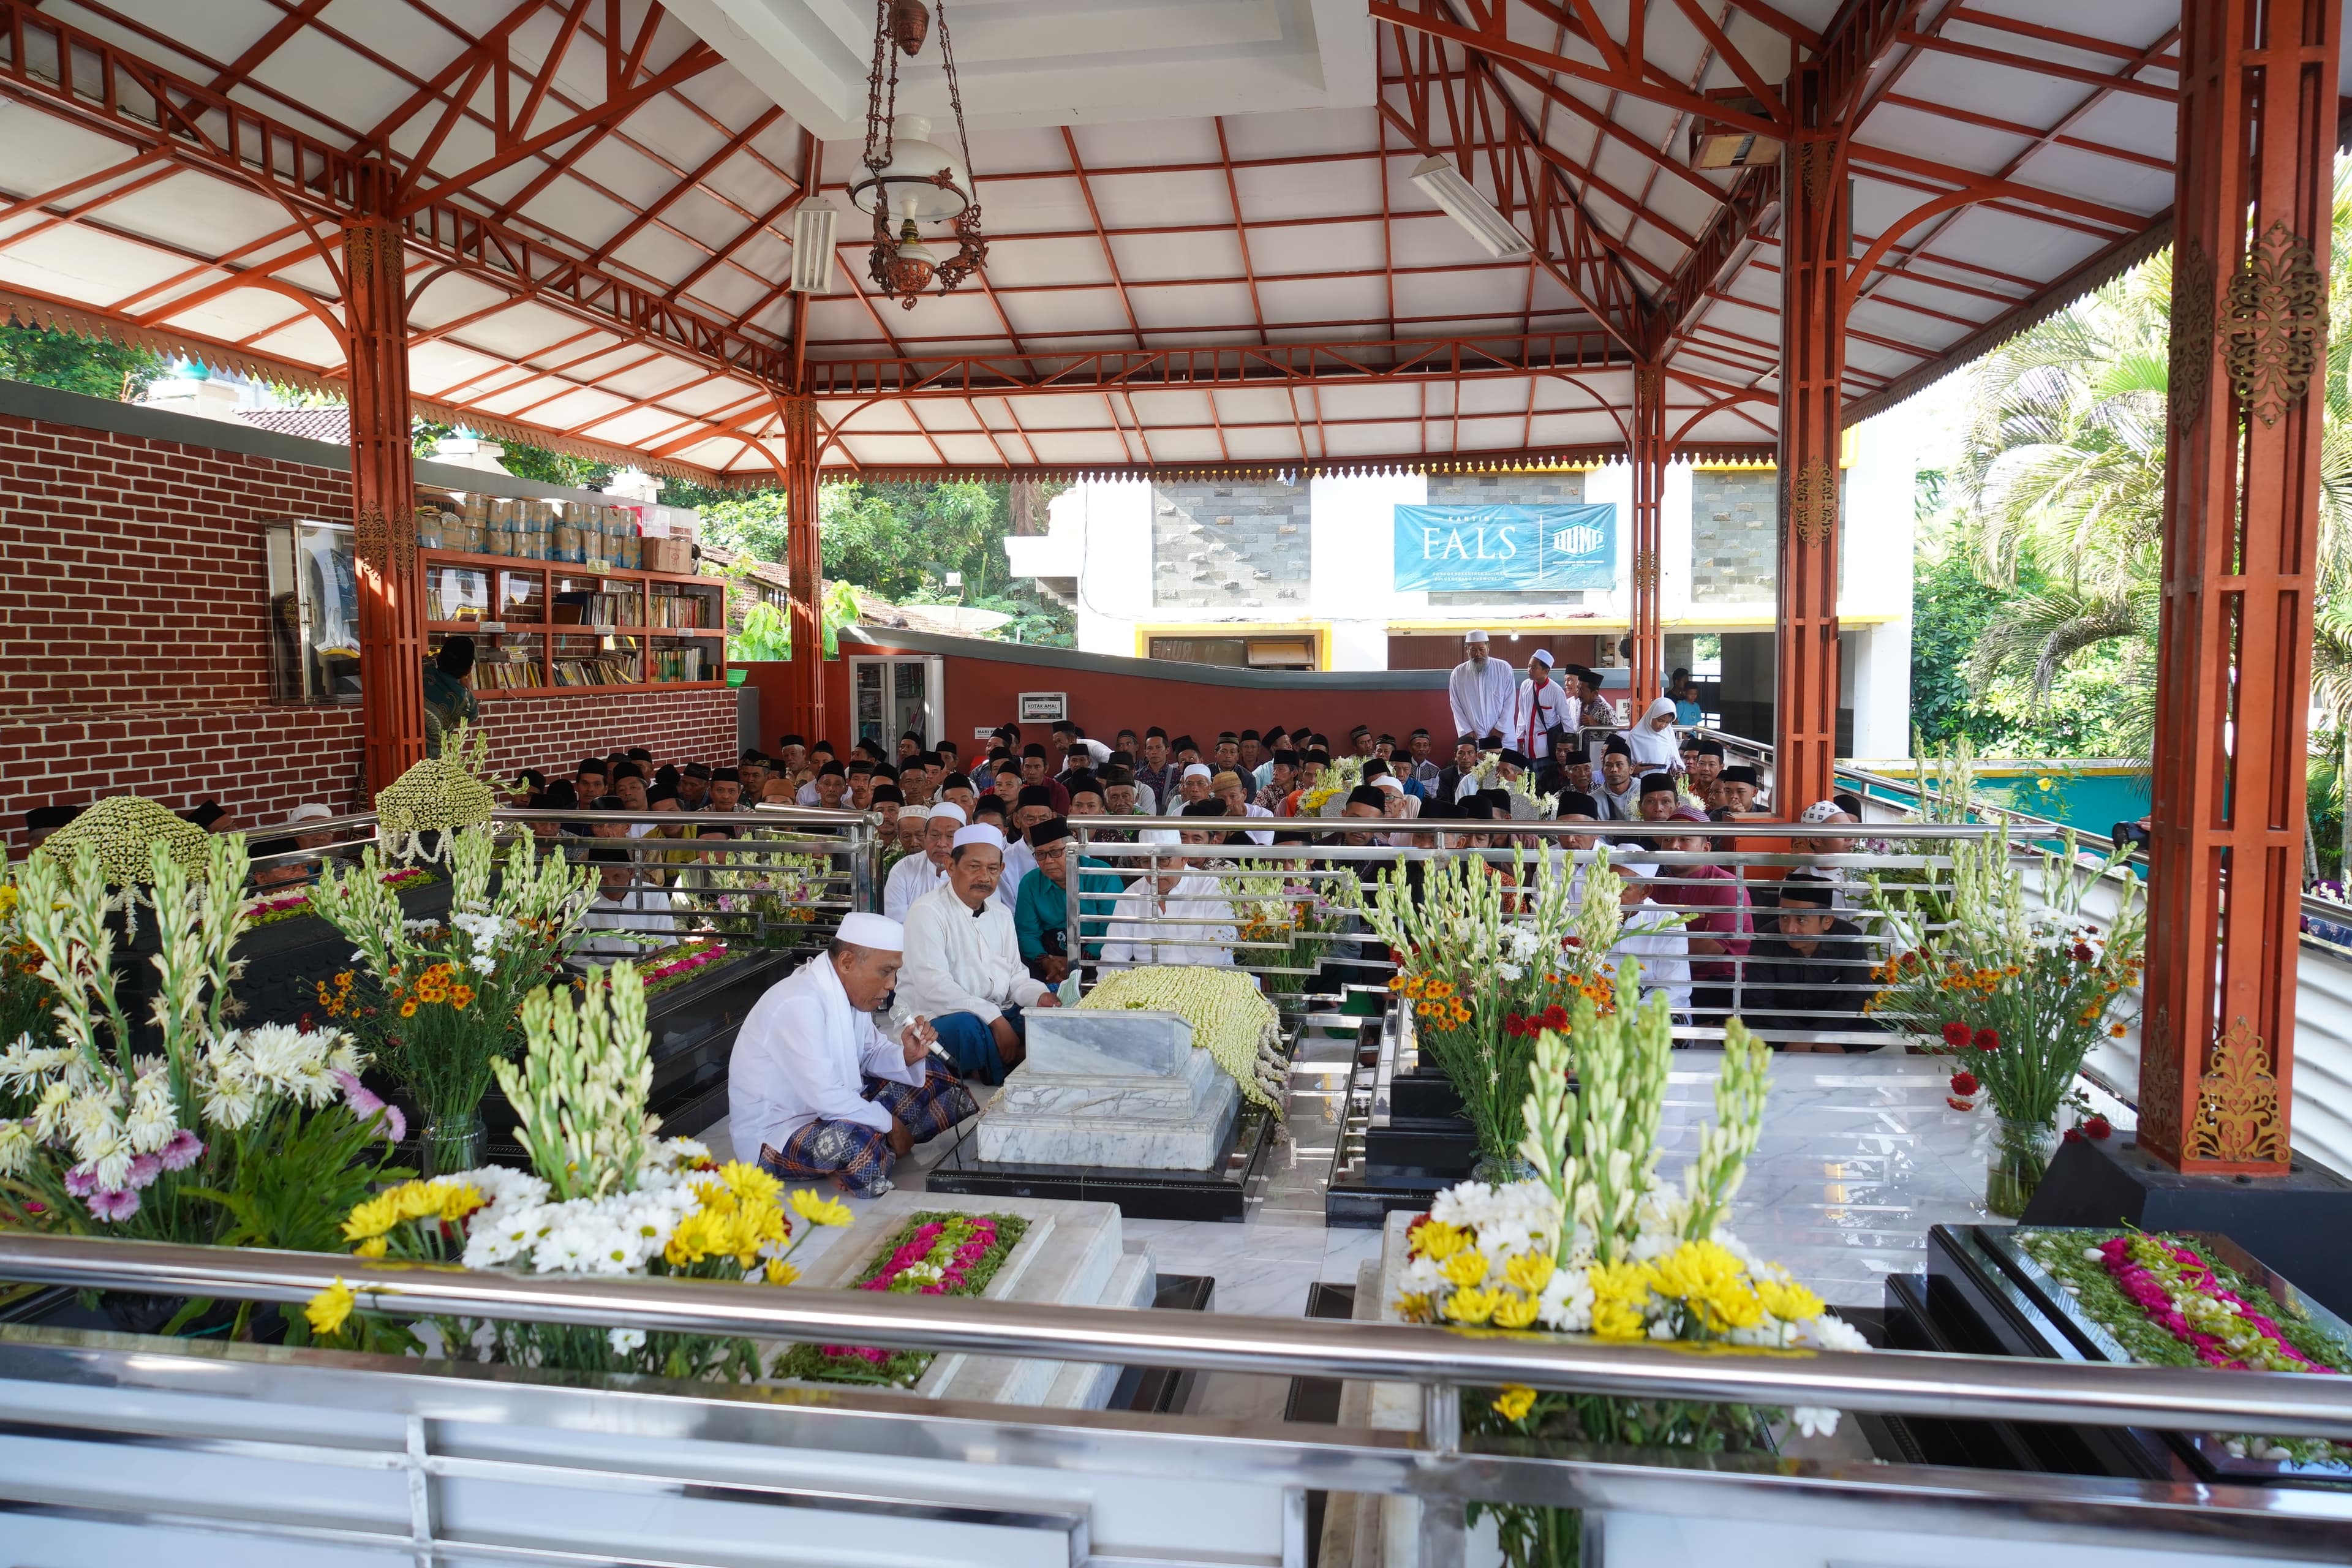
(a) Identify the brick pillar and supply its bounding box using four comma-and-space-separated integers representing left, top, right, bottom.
2137, 0, 2340, 1173
345, 165, 424, 795
1628, 361, 1667, 714
780, 394, 827, 744
1773, 65, 1846, 816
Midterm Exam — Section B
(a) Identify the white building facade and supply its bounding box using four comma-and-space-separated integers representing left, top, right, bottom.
1005, 414, 1918, 757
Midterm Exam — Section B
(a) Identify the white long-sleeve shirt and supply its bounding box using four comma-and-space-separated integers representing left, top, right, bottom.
1098, 875, 1238, 968
883, 852, 948, 919
999, 837, 1036, 910
1447, 657, 1517, 743
728, 954, 925, 1153
1506, 677, 1578, 759
898, 884, 1050, 1020
1613, 905, 1691, 1014
570, 885, 676, 969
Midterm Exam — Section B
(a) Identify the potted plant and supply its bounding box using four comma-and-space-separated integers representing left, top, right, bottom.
1356, 845, 1623, 1175
0, 834, 405, 1339
1868, 825, 2145, 1215
310, 823, 595, 1174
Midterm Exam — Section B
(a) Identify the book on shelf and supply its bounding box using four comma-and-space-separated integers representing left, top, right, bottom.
552, 590, 636, 626
649, 647, 707, 682
553, 654, 640, 687
648, 592, 707, 629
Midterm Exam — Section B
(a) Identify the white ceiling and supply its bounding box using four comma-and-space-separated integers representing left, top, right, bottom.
664, 0, 1378, 138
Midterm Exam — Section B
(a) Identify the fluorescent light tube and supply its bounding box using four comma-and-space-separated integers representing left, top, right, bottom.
790, 205, 838, 293
1410, 155, 1534, 259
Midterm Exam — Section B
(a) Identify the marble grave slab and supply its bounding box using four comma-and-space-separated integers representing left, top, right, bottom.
976, 1009, 1240, 1172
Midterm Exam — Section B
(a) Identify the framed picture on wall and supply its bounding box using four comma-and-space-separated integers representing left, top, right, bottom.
1018, 691, 1068, 723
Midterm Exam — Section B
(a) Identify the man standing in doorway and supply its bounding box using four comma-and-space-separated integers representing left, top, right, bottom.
1507, 648, 1578, 764
1447, 630, 1515, 745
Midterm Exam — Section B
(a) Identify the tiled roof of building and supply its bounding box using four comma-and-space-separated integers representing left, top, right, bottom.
233, 406, 350, 444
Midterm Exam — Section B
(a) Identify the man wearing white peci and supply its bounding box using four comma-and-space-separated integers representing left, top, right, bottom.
883, 800, 963, 919
898, 823, 1058, 1085
1447, 628, 1516, 747
730, 913, 974, 1200
1099, 822, 1239, 970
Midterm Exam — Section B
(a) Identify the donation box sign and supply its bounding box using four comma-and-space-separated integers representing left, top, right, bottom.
1392, 503, 1619, 592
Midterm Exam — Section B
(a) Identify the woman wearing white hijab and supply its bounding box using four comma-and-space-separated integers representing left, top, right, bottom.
1623, 696, 1683, 775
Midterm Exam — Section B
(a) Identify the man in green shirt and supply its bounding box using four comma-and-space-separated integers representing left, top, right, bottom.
1014, 817, 1123, 985
421, 635, 480, 754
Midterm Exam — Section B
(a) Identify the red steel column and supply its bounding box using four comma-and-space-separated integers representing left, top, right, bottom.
1628, 361, 1667, 711
2138, 0, 2339, 1173
1773, 66, 1845, 816
780, 394, 828, 744
346, 163, 425, 793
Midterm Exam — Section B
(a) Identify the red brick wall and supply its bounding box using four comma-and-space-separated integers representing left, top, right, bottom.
0, 410, 733, 847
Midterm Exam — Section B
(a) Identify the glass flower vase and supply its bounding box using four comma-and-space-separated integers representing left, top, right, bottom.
423, 1113, 486, 1178
1985, 1114, 2059, 1218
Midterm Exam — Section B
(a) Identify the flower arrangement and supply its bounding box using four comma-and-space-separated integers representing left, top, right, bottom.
773, 1209, 1031, 1387
1358, 844, 1623, 1167
1299, 755, 1365, 818
373, 722, 500, 863
2014, 1228, 2351, 1469
1869, 824, 2145, 1215
0, 835, 405, 1336
638, 938, 738, 998
311, 823, 595, 1171
243, 865, 434, 927
1471, 750, 1560, 820
0, 874, 53, 1054
30, 796, 218, 936
1396, 990, 1866, 1568
1076, 965, 1286, 1109
1218, 860, 1356, 1001
687, 835, 832, 948
307, 962, 851, 1379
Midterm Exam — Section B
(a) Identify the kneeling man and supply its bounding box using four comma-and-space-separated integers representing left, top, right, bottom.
730, 911, 974, 1199
899, 822, 1058, 1083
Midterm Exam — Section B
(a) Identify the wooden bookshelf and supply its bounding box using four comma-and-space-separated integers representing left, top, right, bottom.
418, 550, 727, 699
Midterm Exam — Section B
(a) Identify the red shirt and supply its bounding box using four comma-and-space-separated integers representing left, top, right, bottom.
1673, 863, 1752, 983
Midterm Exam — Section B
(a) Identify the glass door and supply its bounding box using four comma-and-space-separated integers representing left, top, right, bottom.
851, 656, 943, 746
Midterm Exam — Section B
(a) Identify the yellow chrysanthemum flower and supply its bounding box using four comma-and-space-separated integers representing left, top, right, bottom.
341, 1194, 402, 1243
1502, 1253, 1556, 1294
1587, 1259, 1656, 1305
1491, 1292, 1542, 1330
1491, 1384, 1537, 1422
353, 1235, 389, 1259
788, 1188, 854, 1228
1394, 1291, 1434, 1324
760, 1259, 799, 1286
1412, 1221, 1466, 1261
305, 1278, 355, 1337
1442, 1249, 1490, 1289
391, 1181, 447, 1223
436, 1182, 486, 1223
1590, 1297, 1647, 1342
1702, 1281, 1765, 1332
721, 1161, 783, 1208
1442, 1286, 1500, 1325
665, 1208, 723, 1268
1755, 1275, 1825, 1324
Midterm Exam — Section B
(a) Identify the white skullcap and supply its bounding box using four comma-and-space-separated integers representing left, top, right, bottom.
1464, 629, 1490, 644
1181, 763, 1213, 780
1531, 648, 1555, 667
286, 802, 332, 824
1373, 775, 1404, 793
952, 823, 1006, 853
929, 801, 967, 827
1140, 827, 1182, 846
1616, 862, 1657, 882
1800, 799, 1845, 824
900, 804, 932, 820
835, 912, 904, 952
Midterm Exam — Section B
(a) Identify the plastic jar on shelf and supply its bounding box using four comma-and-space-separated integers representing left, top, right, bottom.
618, 512, 641, 570
413, 503, 444, 552
553, 503, 583, 564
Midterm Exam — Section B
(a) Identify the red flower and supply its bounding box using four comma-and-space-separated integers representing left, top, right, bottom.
1542, 1004, 1570, 1031
2071, 942, 2094, 965
1564, 935, 1583, 949
1940, 1021, 1972, 1049
1946, 1095, 1977, 1112
2064, 1126, 2086, 1144
1949, 1071, 1980, 1097
1973, 1027, 2001, 1051
2084, 1115, 2113, 1140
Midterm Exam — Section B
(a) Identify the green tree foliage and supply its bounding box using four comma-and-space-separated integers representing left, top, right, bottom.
683, 478, 1074, 646
0, 325, 164, 400
1909, 546, 2009, 748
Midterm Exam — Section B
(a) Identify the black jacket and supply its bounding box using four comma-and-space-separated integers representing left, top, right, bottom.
1739, 918, 1882, 1050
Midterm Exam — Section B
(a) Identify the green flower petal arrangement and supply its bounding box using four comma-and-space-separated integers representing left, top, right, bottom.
375, 722, 499, 864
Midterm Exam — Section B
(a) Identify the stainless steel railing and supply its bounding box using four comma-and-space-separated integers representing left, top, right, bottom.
6, 1232, 2352, 1442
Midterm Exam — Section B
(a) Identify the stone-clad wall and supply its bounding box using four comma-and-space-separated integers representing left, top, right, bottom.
1423, 471, 1586, 508
1691, 468, 1777, 603
1149, 480, 1312, 609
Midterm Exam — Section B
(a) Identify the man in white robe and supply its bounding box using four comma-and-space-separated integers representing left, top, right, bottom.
1610, 863, 1692, 1016
899, 824, 1058, 1083
1447, 629, 1516, 745
729, 913, 970, 1199
883, 802, 962, 918
1505, 647, 1578, 761
1098, 827, 1240, 968
570, 848, 676, 970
